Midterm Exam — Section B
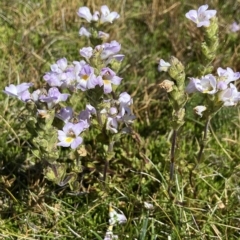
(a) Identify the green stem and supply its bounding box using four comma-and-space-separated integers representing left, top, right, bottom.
103, 141, 114, 183
170, 129, 177, 181
197, 115, 211, 162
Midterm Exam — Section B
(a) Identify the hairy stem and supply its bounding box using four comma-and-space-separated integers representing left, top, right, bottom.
103, 141, 114, 184
197, 115, 211, 162
170, 129, 177, 181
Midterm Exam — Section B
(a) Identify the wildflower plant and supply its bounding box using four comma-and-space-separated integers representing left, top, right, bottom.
3, 5, 135, 192
158, 4, 240, 189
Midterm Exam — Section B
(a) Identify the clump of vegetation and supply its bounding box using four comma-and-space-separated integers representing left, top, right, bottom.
0, 0, 240, 239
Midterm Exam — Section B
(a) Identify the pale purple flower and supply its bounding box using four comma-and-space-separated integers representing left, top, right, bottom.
229, 22, 240, 32
43, 72, 62, 87
218, 83, 240, 106
77, 7, 93, 22
217, 81, 228, 91
186, 74, 217, 94
43, 58, 76, 88
98, 31, 109, 39
79, 26, 91, 37
21, 90, 31, 102
109, 207, 127, 225
185, 77, 200, 94
117, 92, 135, 125
100, 5, 120, 23
217, 67, 240, 84
78, 104, 96, 125
56, 107, 73, 123
158, 59, 171, 72
106, 116, 118, 133
100, 41, 121, 60
57, 122, 84, 149
88, 75, 104, 89
4, 82, 33, 100
92, 11, 100, 21
185, 4, 217, 27
50, 58, 68, 73
80, 47, 93, 60
31, 89, 42, 102
39, 87, 70, 109
76, 64, 96, 91
100, 67, 122, 93
194, 105, 207, 117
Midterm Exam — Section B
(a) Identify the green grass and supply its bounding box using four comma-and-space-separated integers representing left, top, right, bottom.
0, 0, 240, 239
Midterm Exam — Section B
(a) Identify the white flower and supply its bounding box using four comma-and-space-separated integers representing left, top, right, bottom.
217, 67, 240, 84
77, 7, 93, 22
109, 206, 127, 226
186, 74, 217, 94
218, 83, 240, 106
144, 202, 154, 210
158, 59, 171, 72
100, 5, 120, 23
229, 22, 240, 32
185, 4, 216, 27
194, 105, 207, 117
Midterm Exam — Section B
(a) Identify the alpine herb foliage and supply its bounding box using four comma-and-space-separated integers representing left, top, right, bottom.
3, 5, 135, 191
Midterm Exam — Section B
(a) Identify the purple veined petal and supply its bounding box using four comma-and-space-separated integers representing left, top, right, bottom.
59, 93, 70, 102
197, 20, 210, 27
71, 137, 83, 149
200, 74, 217, 94
3, 83, 33, 99
77, 6, 93, 22
217, 81, 228, 91
56, 107, 73, 123
185, 77, 201, 94
106, 117, 118, 133
101, 5, 110, 15
3, 84, 18, 97
57, 130, 67, 140
101, 41, 121, 60
112, 54, 125, 62
109, 107, 118, 115
72, 122, 85, 136
197, 4, 209, 15
62, 122, 74, 133
17, 83, 33, 93
31, 89, 41, 102
57, 58, 68, 71
218, 83, 240, 106
111, 76, 122, 85
185, 10, 198, 23
88, 75, 103, 89
79, 47, 93, 59
119, 92, 132, 104
86, 104, 96, 114
92, 11, 99, 21
98, 31, 109, 39
21, 90, 31, 102
57, 140, 71, 147
100, 5, 119, 23
43, 72, 62, 87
